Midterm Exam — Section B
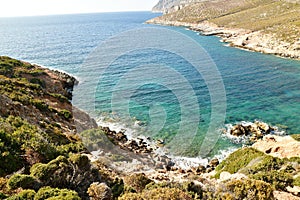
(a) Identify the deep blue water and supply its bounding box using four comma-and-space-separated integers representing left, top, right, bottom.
1, 12, 300, 157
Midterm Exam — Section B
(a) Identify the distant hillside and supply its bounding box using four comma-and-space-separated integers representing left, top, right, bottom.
149, 0, 300, 59
152, 0, 202, 13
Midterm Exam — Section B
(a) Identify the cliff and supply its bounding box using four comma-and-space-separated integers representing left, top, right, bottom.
1, 57, 299, 199
149, 0, 300, 59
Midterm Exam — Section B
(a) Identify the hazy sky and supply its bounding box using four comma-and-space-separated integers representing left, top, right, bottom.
0, 0, 159, 17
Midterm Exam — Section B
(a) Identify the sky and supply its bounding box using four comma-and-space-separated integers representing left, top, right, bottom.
0, 0, 159, 17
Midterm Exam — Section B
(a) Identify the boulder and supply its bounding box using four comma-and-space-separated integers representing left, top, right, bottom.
87, 182, 112, 200
209, 158, 219, 168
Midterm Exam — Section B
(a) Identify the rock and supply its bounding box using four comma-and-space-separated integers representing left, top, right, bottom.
206, 167, 213, 173
219, 172, 248, 182
273, 191, 300, 200
287, 186, 300, 196
230, 124, 247, 136
194, 165, 206, 174
209, 158, 219, 168
252, 135, 300, 158
87, 182, 112, 200
229, 121, 275, 141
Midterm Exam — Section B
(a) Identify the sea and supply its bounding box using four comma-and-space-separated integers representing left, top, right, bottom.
1, 12, 300, 162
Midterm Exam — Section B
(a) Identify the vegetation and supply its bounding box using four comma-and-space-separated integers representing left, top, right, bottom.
7, 189, 36, 200
222, 179, 274, 200
155, 0, 300, 44
123, 173, 153, 193
215, 147, 300, 194
7, 174, 38, 190
119, 187, 193, 200
215, 147, 265, 178
34, 187, 80, 200
291, 134, 300, 141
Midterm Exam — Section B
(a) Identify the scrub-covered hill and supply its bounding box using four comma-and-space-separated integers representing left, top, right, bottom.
149, 0, 300, 59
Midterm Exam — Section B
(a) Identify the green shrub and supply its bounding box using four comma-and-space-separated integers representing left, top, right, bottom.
30, 156, 69, 183
30, 155, 100, 198
69, 154, 90, 169
7, 189, 36, 200
110, 178, 124, 198
124, 173, 153, 193
215, 147, 265, 178
7, 174, 38, 190
80, 129, 114, 151
294, 176, 300, 187
0, 192, 7, 199
30, 78, 45, 88
35, 187, 80, 200
249, 155, 284, 174
291, 134, 300, 141
31, 99, 49, 111
251, 170, 293, 191
58, 109, 72, 120
224, 179, 274, 200
119, 187, 192, 200
48, 93, 68, 103
145, 181, 203, 199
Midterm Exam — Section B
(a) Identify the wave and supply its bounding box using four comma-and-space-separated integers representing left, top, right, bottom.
94, 114, 244, 170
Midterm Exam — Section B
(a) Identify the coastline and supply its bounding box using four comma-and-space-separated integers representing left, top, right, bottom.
146, 19, 300, 60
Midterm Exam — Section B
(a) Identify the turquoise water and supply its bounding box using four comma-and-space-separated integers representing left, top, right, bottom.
0, 12, 300, 157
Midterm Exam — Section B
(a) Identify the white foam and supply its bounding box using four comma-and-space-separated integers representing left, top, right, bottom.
222, 120, 286, 144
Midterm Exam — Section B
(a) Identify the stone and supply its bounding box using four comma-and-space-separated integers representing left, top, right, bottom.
87, 182, 112, 200
209, 158, 219, 167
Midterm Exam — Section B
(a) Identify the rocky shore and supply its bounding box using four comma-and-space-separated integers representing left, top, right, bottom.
146, 19, 300, 60
95, 121, 300, 199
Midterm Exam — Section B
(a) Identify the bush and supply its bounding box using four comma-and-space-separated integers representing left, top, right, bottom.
110, 178, 124, 198
294, 176, 300, 187
119, 187, 193, 200
224, 179, 274, 200
30, 155, 100, 198
30, 156, 70, 185
248, 155, 284, 174
35, 186, 80, 200
0, 192, 7, 199
251, 171, 293, 191
58, 109, 72, 120
7, 174, 37, 190
124, 173, 153, 193
215, 147, 265, 178
7, 189, 36, 200
30, 78, 45, 88
146, 181, 203, 199
291, 134, 300, 141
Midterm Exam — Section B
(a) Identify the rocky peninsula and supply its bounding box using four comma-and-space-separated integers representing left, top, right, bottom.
0, 56, 300, 199
148, 0, 300, 60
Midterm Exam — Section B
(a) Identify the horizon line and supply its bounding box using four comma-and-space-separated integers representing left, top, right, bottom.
0, 10, 161, 19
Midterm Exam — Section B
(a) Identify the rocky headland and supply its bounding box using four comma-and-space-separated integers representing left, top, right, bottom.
148, 0, 300, 60
1, 56, 300, 199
